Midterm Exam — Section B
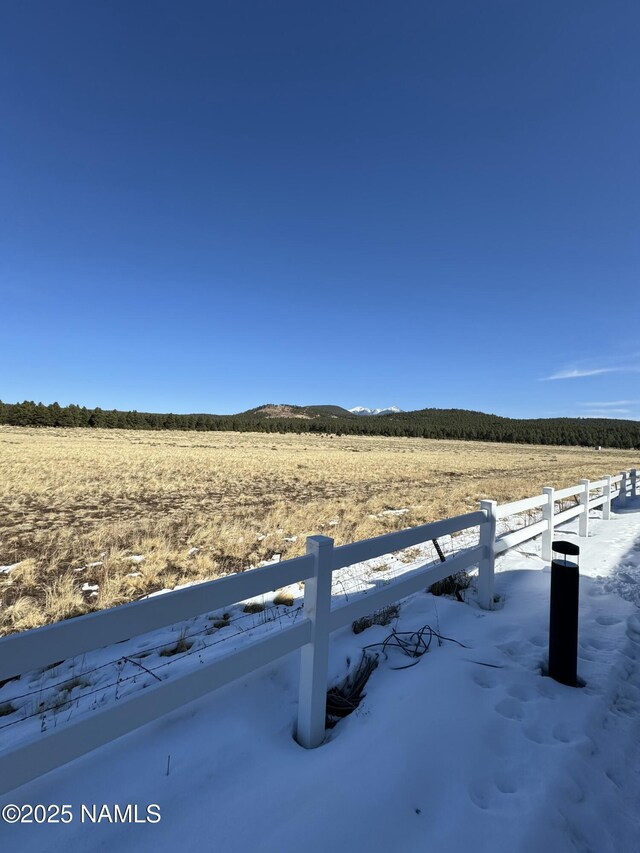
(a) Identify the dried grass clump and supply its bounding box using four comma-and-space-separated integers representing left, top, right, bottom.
0, 596, 46, 633
429, 571, 472, 600
398, 547, 423, 564
325, 652, 379, 726
273, 588, 295, 606
43, 575, 87, 623
159, 635, 193, 657
352, 605, 400, 635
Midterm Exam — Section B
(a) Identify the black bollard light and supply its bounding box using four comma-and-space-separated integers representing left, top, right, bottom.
548, 540, 580, 687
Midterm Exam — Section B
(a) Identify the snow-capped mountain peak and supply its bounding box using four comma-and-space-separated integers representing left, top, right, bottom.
348, 406, 403, 416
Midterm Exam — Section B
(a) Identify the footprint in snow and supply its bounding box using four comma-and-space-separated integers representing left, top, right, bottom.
605, 767, 623, 789
558, 775, 586, 804
579, 636, 607, 651
471, 669, 501, 690
611, 685, 640, 716
627, 613, 640, 635
522, 721, 551, 745
505, 683, 537, 702
495, 697, 526, 721
468, 782, 490, 810
576, 737, 598, 760
497, 639, 535, 660
578, 649, 596, 663
468, 771, 520, 811
536, 679, 561, 700
595, 614, 623, 626
621, 645, 638, 662
494, 769, 519, 795
551, 722, 579, 744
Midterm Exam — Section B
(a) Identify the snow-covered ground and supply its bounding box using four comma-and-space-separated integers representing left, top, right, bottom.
1, 501, 640, 852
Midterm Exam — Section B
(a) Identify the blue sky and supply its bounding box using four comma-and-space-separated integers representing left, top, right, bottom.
1, 1, 639, 418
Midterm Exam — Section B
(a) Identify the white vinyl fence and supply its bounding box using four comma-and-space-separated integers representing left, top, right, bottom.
0, 466, 637, 794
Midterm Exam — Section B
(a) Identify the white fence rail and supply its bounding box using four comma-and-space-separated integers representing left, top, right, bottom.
0, 466, 637, 794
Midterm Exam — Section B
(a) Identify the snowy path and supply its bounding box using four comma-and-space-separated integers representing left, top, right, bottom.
596, 508, 640, 608
1, 503, 639, 852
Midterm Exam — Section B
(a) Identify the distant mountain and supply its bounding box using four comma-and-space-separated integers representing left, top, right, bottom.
349, 406, 404, 416
242, 404, 355, 419
245, 404, 406, 419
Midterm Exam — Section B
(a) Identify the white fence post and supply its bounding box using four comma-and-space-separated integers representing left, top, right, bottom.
619, 471, 627, 508
541, 487, 555, 562
478, 500, 497, 610
579, 479, 590, 537
631, 469, 637, 500
297, 535, 333, 749
603, 475, 612, 521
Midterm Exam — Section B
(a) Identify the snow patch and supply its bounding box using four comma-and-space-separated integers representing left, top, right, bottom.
349, 405, 403, 416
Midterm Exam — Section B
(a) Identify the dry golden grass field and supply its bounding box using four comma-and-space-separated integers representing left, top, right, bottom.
1, 425, 638, 635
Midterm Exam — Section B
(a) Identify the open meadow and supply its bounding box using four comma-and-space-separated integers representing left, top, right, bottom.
1, 425, 638, 635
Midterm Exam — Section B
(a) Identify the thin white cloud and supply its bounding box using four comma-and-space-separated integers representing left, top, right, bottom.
580, 400, 640, 407
541, 367, 617, 381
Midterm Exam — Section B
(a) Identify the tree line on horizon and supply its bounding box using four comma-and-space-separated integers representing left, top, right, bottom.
1, 399, 639, 449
